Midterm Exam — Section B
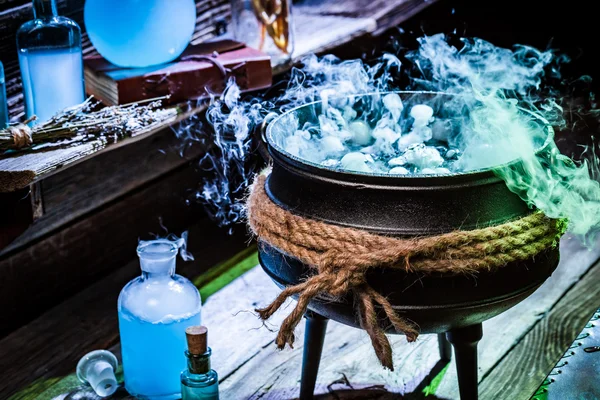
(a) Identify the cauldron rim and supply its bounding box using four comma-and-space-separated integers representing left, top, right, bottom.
265, 90, 555, 183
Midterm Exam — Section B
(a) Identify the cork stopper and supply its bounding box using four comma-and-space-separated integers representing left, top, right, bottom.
186, 326, 208, 355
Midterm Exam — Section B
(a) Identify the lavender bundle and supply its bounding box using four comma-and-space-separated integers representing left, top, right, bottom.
0, 96, 178, 152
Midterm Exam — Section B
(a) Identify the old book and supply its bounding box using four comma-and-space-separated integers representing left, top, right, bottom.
84, 40, 272, 105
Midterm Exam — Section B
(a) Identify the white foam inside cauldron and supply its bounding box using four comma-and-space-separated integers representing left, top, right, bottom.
269, 93, 467, 175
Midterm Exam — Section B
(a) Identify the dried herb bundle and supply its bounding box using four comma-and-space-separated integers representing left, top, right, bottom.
0, 96, 178, 152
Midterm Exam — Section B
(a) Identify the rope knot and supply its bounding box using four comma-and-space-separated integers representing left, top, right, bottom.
248, 173, 565, 370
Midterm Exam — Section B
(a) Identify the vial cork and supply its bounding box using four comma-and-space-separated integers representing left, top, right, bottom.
186, 326, 208, 355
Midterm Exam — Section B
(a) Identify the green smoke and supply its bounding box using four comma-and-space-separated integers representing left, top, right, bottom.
407, 34, 600, 241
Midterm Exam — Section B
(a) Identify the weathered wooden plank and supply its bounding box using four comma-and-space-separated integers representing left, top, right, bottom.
219, 310, 441, 399
478, 259, 600, 400
434, 235, 600, 399
0, 140, 103, 192
203, 267, 290, 379
0, 222, 250, 400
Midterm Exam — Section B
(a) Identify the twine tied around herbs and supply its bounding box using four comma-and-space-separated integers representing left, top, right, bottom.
4, 116, 36, 149
247, 172, 567, 370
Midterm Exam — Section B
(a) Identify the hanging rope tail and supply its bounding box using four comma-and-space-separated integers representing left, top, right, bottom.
247, 172, 567, 369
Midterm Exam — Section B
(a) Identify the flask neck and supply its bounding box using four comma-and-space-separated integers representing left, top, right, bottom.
186, 349, 212, 375
33, 0, 58, 19
137, 239, 179, 277
140, 257, 176, 278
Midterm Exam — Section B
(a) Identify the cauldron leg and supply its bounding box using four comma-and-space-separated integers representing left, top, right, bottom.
438, 332, 452, 362
300, 310, 329, 400
446, 323, 483, 400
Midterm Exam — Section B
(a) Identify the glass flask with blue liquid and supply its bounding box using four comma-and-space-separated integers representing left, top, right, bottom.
118, 237, 202, 399
84, 0, 196, 68
16, 0, 85, 123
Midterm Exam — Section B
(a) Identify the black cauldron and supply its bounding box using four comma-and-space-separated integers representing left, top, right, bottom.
257, 92, 559, 400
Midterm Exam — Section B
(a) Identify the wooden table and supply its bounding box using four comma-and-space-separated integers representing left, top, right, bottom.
1, 234, 599, 400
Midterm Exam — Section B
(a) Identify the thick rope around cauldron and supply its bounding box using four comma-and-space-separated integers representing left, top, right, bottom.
247, 173, 567, 370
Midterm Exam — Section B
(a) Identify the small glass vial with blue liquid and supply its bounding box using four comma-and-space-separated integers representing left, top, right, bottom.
181, 326, 220, 400
16, 0, 85, 123
118, 238, 202, 399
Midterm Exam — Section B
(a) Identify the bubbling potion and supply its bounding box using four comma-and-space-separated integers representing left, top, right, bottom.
118, 236, 201, 399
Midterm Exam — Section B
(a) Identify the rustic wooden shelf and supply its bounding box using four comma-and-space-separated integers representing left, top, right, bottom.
0, 106, 204, 252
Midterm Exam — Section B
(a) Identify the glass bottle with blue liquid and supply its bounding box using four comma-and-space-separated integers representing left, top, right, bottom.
118, 237, 202, 399
16, 0, 85, 123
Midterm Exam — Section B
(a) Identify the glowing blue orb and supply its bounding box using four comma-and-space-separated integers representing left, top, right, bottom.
84, 0, 197, 68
